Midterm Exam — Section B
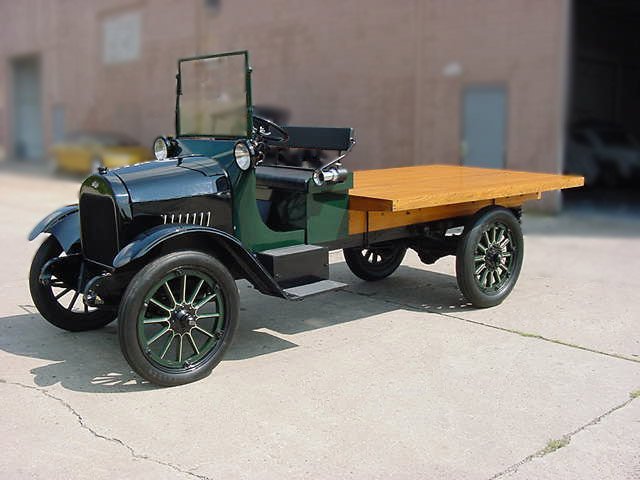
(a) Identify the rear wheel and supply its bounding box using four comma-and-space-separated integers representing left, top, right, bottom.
343, 242, 407, 281
118, 251, 239, 386
29, 236, 116, 331
456, 207, 523, 308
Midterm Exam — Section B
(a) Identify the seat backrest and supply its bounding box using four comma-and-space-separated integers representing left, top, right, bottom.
283, 126, 353, 151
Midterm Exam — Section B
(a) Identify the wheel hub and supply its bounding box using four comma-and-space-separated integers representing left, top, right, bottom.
484, 246, 502, 270
169, 305, 197, 334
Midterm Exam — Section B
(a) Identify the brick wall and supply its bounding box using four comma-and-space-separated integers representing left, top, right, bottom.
0, 0, 570, 208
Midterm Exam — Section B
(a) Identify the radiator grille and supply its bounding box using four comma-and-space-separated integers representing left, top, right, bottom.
79, 193, 119, 266
162, 212, 211, 226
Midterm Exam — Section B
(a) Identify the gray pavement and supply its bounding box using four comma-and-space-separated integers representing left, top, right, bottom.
0, 170, 638, 479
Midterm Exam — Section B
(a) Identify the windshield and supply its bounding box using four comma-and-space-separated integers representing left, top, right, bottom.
177, 51, 252, 138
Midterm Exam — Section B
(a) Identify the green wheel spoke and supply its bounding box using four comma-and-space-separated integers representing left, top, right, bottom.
483, 231, 491, 247
160, 334, 175, 359
143, 316, 170, 325
163, 282, 177, 307
147, 326, 171, 345
193, 325, 215, 338
149, 297, 172, 313
181, 274, 188, 304
197, 312, 220, 319
67, 291, 80, 311
177, 335, 184, 363
187, 333, 200, 355
194, 292, 216, 310
187, 279, 205, 305
480, 270, 489, 287
54, 288, 71, 300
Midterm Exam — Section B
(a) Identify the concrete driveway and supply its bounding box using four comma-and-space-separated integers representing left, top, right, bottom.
0, 170, 638, 479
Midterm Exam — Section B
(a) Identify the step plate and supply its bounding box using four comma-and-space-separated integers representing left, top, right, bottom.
283, 280, 347, 300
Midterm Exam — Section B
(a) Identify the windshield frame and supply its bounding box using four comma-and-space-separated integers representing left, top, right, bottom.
175, 50, 253, 139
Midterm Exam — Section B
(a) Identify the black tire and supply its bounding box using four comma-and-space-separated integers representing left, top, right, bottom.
344, 242, 407, 281
29, 236, 116, 331
118, 251, 239, 387
456, 207, 524, 308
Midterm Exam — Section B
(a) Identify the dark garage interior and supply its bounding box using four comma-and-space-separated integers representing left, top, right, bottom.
565, 0, 640, 212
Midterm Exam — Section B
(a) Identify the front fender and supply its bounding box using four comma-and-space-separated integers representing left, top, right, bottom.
28, 205, 80, 252
112, 224, 287, 298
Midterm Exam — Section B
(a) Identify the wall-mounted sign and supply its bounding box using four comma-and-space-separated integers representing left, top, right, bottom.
103, 11, 141, 64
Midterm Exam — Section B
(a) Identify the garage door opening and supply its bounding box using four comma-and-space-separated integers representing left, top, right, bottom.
11, 55, 43, 161
564, 0, 640, 213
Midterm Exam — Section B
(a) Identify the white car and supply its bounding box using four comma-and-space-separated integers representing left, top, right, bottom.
566, 122, 640, 186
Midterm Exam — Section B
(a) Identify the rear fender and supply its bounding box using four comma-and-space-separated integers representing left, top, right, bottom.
112, 224, 287, 298
28, 205, 81, 252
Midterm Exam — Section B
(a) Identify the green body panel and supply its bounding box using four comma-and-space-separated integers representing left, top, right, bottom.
233, 168, 353, 252
176, 51, 354, 253
306, 173, 353, 245
233, 169, 305, 252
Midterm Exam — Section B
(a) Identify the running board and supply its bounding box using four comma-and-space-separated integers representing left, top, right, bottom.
283, 280, 347, 300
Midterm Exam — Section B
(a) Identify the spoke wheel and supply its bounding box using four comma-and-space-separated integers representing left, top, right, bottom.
344, 243, 407, 281
29, 236, 116, 331
118, 251, 239, 386
138, 270, 225, 369
456, 207, 523, 308
472, 222, 516, 293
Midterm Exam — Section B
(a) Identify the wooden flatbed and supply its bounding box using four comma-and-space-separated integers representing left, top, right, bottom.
348, 165, 584, 234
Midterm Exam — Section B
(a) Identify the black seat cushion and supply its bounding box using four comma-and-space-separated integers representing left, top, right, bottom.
255, 166, 313, 192
283, 126, 353, 151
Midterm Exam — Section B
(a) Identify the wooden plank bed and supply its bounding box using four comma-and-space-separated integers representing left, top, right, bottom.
347, 165, 584, 235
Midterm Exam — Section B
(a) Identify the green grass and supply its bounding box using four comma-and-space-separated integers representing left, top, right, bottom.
630, 389, 640, 399
514, 330, 542, 339
542, 437, 569, 455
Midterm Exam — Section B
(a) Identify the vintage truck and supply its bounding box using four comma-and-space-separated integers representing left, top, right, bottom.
28, 51, 583, 386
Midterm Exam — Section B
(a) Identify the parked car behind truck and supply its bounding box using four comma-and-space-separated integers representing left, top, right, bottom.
50, 131, 151, 174
565, 120, 640, 186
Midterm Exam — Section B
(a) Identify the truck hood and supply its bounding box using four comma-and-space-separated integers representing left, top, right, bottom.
111, 156, 229, 203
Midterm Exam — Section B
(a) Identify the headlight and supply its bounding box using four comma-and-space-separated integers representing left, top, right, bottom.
153, 137, 169, 160
234, 142, 254, 171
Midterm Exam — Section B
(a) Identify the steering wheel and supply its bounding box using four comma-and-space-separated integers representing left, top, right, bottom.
253, 115, 289, 145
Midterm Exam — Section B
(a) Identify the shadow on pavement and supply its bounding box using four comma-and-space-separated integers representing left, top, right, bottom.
0, 263, 466, 393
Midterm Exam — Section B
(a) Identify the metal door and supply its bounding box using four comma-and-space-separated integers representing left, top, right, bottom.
462, 86, 507, 169
12, 56, 43, 160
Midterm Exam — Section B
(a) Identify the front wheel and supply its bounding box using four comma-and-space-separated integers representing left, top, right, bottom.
456, 207, 524, 308
118, 251, 239, 386
29, 236, 116, 331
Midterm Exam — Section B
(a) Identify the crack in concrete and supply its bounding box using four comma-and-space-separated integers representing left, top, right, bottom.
0, 379, 212, 480
338, 287, 640, 478
339, 288, 640, 364
488, 395, 638, 479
